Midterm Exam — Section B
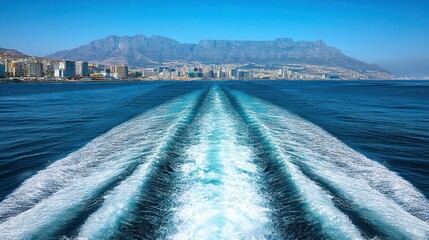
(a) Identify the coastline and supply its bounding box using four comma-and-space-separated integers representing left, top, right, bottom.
1, 78, 428, 84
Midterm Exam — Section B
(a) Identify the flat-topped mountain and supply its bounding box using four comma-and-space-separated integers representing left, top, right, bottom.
47, 35, 384, 71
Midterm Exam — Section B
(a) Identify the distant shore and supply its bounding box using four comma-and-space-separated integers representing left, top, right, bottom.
0, 78, 159, 83
1, 78, 428, 83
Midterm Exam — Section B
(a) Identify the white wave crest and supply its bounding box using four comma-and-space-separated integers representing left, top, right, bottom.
0, 90, 202, 239
166, 86, 274, 239
232, 90, 429, 239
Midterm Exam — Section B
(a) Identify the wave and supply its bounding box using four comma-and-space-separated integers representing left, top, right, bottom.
164, 86, 274, 239
76, 89, 206, 239
1, 83, 427, 239
0, 90, 203, 239
228, 89, 429, 239
225, 89, 364, 239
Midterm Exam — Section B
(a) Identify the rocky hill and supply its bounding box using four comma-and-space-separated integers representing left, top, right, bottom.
0, 48, 25, 55
47, 34, 385, 71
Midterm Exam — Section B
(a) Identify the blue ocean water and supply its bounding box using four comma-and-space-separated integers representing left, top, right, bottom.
0, 81, 428, 239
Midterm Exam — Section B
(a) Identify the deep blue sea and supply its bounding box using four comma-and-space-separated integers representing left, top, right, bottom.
0, 81, 428, 239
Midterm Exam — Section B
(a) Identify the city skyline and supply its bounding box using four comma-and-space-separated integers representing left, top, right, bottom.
1, 0, 428, 62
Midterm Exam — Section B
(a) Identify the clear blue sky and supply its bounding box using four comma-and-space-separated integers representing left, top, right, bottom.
1, 0, 428, 65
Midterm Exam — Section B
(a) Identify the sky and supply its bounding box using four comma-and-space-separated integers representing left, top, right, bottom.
1, 0, 428, 72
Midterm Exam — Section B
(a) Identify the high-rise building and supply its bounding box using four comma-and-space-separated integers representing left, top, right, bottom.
55, 61, 76, 78
206, 69, 215, 78
237, 70, 249, 78
43, 62, 55, 77
230, 69, 238, 78
54, 69, 64, 77
113, 65, 128, 79
28, 62, 44, 77
0, 64, 5, 77
75, 61, 89, 76
4, 60, 11, 74
278, 68, 284, 78
65, 61, 76, 77
13, 62, 25, 77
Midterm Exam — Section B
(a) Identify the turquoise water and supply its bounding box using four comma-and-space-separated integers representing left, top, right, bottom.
0, 81, 428, 239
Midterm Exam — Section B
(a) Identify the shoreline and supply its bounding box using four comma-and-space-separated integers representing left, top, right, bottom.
1, 78, 428, 84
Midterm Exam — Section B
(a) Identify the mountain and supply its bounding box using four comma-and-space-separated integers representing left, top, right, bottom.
47, 35, 385, 71
0, 48, 25, 55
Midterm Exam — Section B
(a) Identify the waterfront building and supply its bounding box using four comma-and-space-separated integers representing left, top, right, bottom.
237, 70, 249, 78
4, 60, 11, 74
109, 66, 115, 75
43, 62, 55, 77
13, 62, 25, 77
188, 71, 195, 78
28, 62, 44, 77
187, 69, 203, 78
0, 63, 5, 77
65, 61, 76, 77
206, 69, 215, 78
113, 65, 128, 79
142, 70, 158, 78
56, 61, 76, 78
102, 68, 111, 78
75, 61, 89, 76
54, 69, 64, 77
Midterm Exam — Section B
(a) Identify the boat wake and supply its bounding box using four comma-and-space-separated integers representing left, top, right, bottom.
0, 84, 427, 239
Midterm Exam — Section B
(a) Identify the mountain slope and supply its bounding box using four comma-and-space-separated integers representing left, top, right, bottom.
0, 48, 25, 55
47, 34, 385, 71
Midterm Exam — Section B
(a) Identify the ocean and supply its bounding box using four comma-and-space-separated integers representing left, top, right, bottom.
0, 81, 428, 239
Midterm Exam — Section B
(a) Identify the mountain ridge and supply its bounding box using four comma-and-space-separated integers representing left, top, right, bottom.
47, 34, 386, 72
0, 48, 25, 55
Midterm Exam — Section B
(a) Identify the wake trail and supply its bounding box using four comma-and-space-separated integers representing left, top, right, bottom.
76, 89, 207, 239
229, 89, 429, 239
0, 90, 204, 239
164, 85, 275, 239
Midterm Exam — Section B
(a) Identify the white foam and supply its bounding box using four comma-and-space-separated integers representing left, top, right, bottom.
231, 91, 364, 239
232, 90, 429, 238
0, 91, 202, 239
76, 90, 203, 239
166, 86, 274, 239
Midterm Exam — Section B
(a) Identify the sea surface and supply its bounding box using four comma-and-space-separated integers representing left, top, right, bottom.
0, 80, 428, 239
